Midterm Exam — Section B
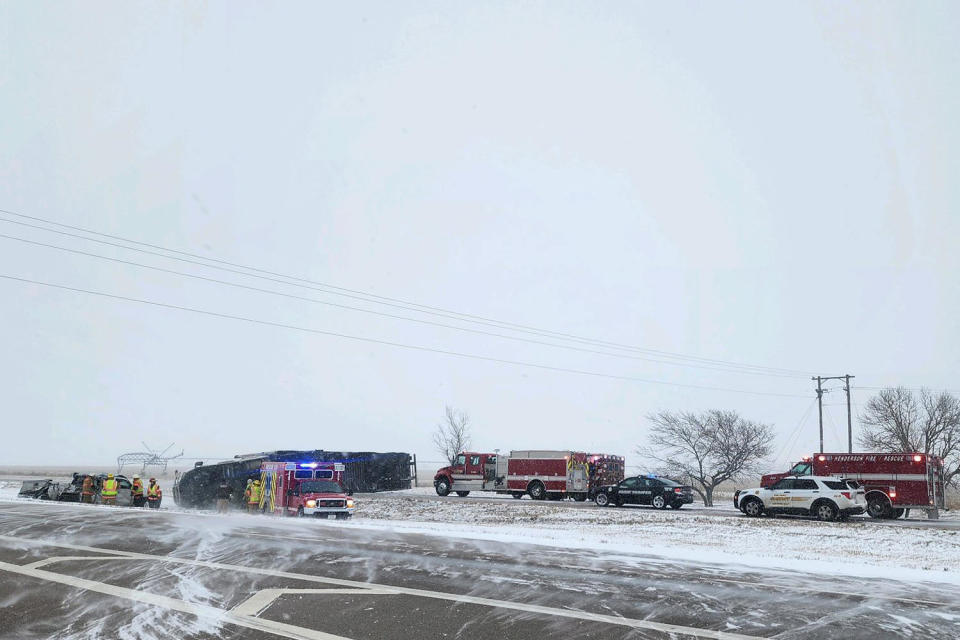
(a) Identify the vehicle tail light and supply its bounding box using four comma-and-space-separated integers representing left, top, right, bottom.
674, 488, 683, 493
889, 491, 896, 499
818, 455, 826, 461
841, 492, 851, 499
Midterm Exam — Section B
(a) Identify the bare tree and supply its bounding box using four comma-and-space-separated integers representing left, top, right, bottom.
433, 405, 472, 466
638, 410, 774, 506
858, 387, 960, 486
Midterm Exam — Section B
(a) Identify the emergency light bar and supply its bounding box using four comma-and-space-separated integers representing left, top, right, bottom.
299, 463, 319, 469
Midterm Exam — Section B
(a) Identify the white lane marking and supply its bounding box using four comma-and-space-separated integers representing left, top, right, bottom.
22, 555, 131, 569
0, 559, 354, 640
0, 534, 758, 640
231, 588, 395, 617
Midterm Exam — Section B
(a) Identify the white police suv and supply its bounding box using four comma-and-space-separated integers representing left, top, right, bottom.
734, 476, 866, 522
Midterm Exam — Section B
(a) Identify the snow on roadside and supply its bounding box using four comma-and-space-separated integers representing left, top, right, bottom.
348, 491, 960, 584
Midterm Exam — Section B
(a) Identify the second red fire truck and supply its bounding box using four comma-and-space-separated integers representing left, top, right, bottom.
760, 452, 946, 519
433, 450, 624, 500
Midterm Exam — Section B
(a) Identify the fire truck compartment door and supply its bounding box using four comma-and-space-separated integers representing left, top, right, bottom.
567, 467, 587, 492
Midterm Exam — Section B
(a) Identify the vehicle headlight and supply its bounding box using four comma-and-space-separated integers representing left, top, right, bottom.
305, 500, 316, 508
346, 499, 354, 508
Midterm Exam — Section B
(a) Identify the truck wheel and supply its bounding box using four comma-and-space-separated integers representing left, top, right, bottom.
511, 492, 523, 499
456, 491, 470, 497
866, 496, 891, 519
595, 493, 610, 507
742, 497, 763, 517
890, 508, 905, 519
813, 500, 839, 522
573, 493, 587, 502
528, 482, 546, 500
652, 495, 667, 510
435, 477, 451, 497
296, 507, 304, 518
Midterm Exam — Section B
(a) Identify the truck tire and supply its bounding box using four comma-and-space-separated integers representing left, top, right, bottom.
651, 495, 667, 510
435, 477, 451, 497
741, 497, 763, 517
595, 493, 610, 507
866, 495, 892, 519
456, 491, 470, 497
890, 508, 905, 519
813, 500, 839, 522
528, 481, 546, 500
573, 493, 587, 502
296, 506, 304, 517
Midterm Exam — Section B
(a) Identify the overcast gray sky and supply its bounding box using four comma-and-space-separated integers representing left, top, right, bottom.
1, 1, 957, 470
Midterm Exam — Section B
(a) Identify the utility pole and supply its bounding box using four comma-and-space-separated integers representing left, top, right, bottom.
844, 374, 854, 453
813, 376, 824, 452
811, 374, 855, 453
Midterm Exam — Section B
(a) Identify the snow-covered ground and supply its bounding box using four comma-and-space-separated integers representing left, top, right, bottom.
4, 479, 959, 587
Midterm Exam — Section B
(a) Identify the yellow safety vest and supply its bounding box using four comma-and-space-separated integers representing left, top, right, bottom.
248, 484, 262, 504
147, 484, 161, 500
101, 479, 118, 497
132, 480, 144, 496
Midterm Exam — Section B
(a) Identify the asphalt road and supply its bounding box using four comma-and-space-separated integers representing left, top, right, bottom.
0, 500, 958, 640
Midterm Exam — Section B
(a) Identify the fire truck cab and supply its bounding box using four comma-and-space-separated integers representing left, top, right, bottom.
258, 461, 356, 519
433, 452, 503, 497
762, 453, 945, 520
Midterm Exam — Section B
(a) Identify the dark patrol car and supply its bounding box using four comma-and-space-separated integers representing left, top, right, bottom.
594, 475, 694, 509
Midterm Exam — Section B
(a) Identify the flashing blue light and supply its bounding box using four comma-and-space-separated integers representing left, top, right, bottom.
647, 473, 659, 478
299, 462, 319, 469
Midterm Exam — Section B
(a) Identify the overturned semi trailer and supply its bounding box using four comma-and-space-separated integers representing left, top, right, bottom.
172, 450, 415, 509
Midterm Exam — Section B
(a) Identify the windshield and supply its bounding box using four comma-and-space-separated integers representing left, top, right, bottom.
789, 462, 812, 475
299, 480, 343, 494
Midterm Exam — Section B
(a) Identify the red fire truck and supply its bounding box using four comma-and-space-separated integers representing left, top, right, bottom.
761, 452, 946, 519
257, 461, 356, 519
433, 450, 625, 501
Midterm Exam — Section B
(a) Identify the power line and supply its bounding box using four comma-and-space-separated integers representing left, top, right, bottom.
0, 272, 811, 399
0, 208, 814, 377
0, 232, 807, 379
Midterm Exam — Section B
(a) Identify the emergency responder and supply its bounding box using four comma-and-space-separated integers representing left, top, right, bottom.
146, 478, 162, 509
80, 474, 95, 504
100, 474, 118, 506
131, 475, 145, 507
216, 482, 232, 513
243, 479, 253, 504
247, 479, 262, 513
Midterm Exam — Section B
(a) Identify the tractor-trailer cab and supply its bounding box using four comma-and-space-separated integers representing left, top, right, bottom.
259, 461, 356, 519
761, 453, 945, 520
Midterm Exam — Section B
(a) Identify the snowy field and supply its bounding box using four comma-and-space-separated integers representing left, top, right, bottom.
4, 478, 959, 588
